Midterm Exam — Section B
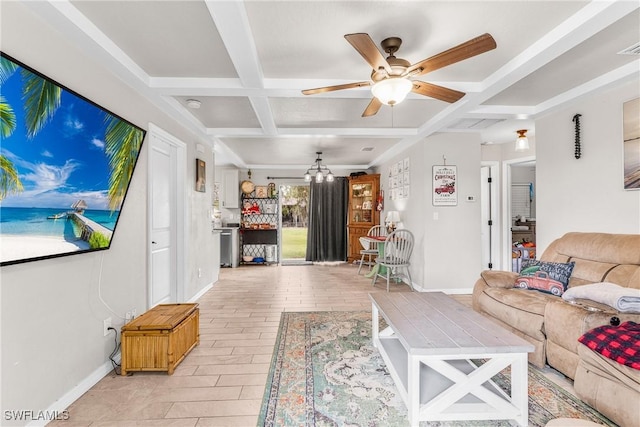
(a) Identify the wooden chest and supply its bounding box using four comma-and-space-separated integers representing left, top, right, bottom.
121, 303, 199, 375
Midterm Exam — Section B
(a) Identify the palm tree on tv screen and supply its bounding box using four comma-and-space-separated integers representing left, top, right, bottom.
105, 115, 144, 211
0, 55, 143, 211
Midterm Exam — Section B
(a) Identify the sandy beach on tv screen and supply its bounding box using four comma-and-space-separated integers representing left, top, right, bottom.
1, 235, 91, 263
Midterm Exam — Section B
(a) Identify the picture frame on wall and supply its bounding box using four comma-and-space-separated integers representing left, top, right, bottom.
432, 165, 457, 206
196, 159, 206, 192
623, 97, 640, 190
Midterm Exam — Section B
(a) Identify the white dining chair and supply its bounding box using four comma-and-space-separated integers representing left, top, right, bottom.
372, 229, 414, 291
357, 225, 386, 275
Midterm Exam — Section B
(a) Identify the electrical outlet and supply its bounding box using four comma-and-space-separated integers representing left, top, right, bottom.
103, 317, 112, 336
198, 268, 202, 278
132, 308, 137, 318
125, 312, 132, 321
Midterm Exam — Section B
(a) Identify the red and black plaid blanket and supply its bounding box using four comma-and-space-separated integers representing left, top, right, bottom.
578, 321, 640, 370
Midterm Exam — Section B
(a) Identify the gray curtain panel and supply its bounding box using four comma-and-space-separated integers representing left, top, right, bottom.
306, 177, 348, 262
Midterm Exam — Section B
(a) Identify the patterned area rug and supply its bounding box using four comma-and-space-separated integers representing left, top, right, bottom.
258, 311, 616, 427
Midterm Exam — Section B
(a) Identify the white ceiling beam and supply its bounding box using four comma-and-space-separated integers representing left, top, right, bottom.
207, 127, 416, 137
30, 1, 217, 152
150, 77, 480, 98
204, 1, 277, 135
534, 60, 640, 116
370, 0, 640, 167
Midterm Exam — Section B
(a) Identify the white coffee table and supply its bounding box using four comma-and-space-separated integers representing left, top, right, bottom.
369, 291, 534, 427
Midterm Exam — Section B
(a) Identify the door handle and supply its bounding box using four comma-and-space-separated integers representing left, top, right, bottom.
152, 241, 157, 244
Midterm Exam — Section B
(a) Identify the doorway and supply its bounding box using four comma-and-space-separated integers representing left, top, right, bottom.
280, 184, 309, 263
147, 123, 186, 307
502, 157, 536, 272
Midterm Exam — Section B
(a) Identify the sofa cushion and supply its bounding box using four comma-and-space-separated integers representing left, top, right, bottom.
541, 232, 640, 287
479, 287, 551, 341
575, 342, 640, 427
514, 260, 575, 296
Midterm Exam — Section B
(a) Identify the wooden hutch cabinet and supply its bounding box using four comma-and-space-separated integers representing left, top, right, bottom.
347, 174, 380, 262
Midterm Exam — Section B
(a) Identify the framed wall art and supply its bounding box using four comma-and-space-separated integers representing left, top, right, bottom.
432, 165, 457, 206
196, 159, 206, 192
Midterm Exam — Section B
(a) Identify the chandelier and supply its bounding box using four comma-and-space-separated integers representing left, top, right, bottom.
304, 152, 334, 183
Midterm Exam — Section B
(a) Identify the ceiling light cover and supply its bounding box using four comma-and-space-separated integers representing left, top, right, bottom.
186, 99, 201, 109
515, 129, 530, 152
371, 78, 413, 106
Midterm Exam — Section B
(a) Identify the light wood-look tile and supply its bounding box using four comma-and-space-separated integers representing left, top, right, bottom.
49, 263, 576, 426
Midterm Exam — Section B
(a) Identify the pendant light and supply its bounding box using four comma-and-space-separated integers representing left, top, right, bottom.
304, 152, 334, 183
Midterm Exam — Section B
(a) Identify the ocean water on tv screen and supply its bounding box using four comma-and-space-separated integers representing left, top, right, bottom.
0, 207, 117, 238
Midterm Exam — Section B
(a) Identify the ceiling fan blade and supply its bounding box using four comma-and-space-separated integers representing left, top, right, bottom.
362, 98, 382, 117
344, 33, 391, 73
406, 33, 496, 77
412, 81, 465, 103
302, 81, 371, 95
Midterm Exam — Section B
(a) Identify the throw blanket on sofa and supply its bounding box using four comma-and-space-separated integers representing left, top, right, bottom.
578, 321, 640, 370
562, 282, 640, 313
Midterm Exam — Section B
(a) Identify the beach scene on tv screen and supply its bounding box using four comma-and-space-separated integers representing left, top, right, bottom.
0, 54, 144, 265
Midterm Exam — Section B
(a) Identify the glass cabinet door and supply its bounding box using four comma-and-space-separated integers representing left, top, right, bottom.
350, 182, 374, 224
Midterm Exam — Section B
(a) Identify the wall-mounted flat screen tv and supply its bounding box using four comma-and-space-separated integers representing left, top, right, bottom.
0, 52, 146, 266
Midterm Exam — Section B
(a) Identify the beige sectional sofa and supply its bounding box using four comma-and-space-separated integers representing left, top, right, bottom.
472, 232, 640, 427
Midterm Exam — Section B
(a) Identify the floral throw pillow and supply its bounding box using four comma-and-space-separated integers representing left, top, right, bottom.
514, 260, 575, 296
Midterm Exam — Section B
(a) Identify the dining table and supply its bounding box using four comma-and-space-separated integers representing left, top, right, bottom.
363, 235, 388, 278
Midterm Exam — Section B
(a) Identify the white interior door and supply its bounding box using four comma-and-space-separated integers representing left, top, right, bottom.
148, 124, 186, 308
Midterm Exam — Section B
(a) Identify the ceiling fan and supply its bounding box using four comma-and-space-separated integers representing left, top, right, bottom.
302, 33, 496, 117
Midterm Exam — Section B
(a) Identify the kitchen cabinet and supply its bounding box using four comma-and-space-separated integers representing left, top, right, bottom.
221, 169, 239, 208
347, 174, 380, 262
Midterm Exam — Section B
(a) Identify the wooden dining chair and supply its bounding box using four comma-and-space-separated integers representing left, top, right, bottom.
357, 225, 386, 275
372, 229, 414, 291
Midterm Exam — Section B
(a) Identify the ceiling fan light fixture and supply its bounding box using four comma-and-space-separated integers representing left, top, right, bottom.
515, 129, 530, 152
371, 77, 413, 106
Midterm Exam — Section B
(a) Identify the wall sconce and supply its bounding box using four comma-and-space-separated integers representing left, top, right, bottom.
514, 129, 529, 152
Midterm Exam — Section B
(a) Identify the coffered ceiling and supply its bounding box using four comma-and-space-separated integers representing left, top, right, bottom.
22, 1, 640, 170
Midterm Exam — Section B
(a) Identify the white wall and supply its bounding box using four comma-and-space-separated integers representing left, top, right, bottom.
377, 133, 483, 292
1, 3, 215, 423
536, 80, 640, 251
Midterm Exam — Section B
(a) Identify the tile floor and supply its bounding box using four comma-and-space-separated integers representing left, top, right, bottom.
51, 263, 574, 426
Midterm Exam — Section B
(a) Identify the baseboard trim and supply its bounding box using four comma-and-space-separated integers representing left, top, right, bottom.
189, 281, 213, 303
29, 354, 120, 427
413, 284, 473, 294
31, 282, 214, 426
